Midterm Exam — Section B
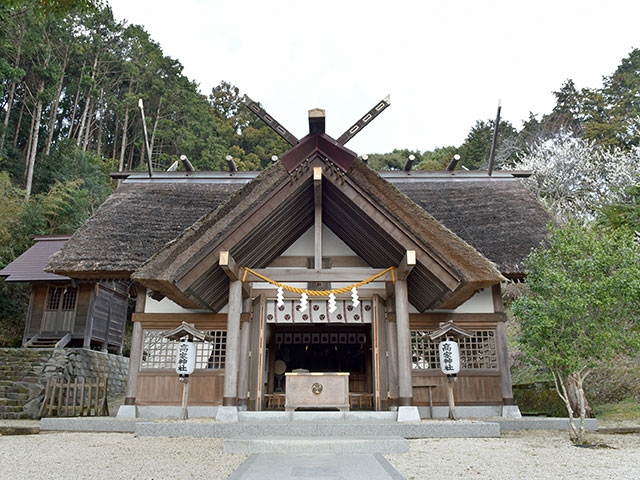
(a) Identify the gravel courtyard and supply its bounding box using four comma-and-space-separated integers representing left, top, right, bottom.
1, 423, 639, 479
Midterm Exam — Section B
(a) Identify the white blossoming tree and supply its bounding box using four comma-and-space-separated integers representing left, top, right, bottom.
510, 132, 640, 223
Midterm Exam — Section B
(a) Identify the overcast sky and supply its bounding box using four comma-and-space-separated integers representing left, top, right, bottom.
106, 0, 639, 156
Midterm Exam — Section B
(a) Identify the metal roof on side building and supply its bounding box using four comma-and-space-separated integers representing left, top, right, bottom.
1, 236, 70, 282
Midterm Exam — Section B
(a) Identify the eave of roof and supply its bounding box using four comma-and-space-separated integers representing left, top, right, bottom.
45, 180, 245, 279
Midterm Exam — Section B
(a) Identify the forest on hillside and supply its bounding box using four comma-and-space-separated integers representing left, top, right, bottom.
1, 1, 639, 350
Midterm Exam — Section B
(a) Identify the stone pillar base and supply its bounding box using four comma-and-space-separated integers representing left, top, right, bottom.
501, 405, 522, 418
397, 406, 421, 422
117, 405, 137, 418
215, 406, 239, 423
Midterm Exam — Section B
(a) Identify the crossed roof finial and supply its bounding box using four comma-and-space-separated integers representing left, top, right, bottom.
243, 94, 391, 147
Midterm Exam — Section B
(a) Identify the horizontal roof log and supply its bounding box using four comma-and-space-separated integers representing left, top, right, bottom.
242, 267, 395, 284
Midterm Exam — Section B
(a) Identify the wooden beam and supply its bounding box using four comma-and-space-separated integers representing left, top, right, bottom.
220, 251, 252, 297
131, 312, 228, 329
244, 267, 394, 283
250, 286, 388, 299
267, 256, 369, 268
313, 167, 323, 203
314, 167, 322, 269
336, 95, 390, 145
219, 251, 240, 280
243, 95, 298, 146
396, 250, 416, 281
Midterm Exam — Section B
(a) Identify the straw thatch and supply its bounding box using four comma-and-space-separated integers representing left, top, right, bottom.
393, 178, 550, 276
45, 164, 549, 311
127, 158, 506, 311
46, 180, 243, 278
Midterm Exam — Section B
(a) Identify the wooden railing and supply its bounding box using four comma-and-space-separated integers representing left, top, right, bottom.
40, 377, 109, 417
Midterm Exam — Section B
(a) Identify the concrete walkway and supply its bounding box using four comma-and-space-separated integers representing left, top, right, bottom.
228, 453, 404, 480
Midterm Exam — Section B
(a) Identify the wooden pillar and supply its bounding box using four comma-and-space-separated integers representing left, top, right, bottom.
84, 284, 97, 349
384, 289, 399, 407
124, 288, 145, 405
386, 312, 399, 407
372, 295, 384, 410
313, 167, 323, 269
223, 279, 243, 406
237, 299, 252, 408
493, 284, 515, 404
101, 286, 113, 352
395, 278, 413, 406
249, 295, 266, 410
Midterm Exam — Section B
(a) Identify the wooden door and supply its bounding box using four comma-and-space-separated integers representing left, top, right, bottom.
42, 286, 77, 332
248, 295, 266, 410
372, 295, 388, 410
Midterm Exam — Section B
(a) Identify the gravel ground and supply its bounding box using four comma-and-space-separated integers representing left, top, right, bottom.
1, 423, 639, 479
0, 432, 246, 480
386, 429, 640, 480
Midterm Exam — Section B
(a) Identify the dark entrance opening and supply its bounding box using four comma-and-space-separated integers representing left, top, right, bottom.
266, 323, 373, 408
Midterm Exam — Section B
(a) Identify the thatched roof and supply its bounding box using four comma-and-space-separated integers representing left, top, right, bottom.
46, 178, 244, 279
45, 162, 549, 311
127, 156, 504, 311
388, 173, 551, 276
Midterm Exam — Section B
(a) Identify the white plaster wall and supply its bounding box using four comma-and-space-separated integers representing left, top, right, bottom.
144, 293, 212, 314
276, 226, 384, 297
282, 225, 355, 256
434, 288, 494, 314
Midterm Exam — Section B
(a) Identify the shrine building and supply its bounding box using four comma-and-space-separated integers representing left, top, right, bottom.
44, 98, 550, 418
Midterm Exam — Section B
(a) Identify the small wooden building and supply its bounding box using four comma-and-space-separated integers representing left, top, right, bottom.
44, 108, 549, 415
0, 236, 128, 352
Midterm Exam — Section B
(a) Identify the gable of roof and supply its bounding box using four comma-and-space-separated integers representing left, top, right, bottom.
279, 132, 358, 173
131, 151, 503, 312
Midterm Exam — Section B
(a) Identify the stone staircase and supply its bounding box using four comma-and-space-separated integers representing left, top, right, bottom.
0, 348, 52, 419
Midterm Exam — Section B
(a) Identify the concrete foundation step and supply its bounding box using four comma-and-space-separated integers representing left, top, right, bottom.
224, 436, 409, 454
0, 405, 24, 414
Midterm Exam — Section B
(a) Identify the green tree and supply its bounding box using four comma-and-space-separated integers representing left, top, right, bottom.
417, 145, 457, 170
598, 48, 640, 148
0, 172, 38, 346
521, 80, 584, 144
598, 185, 640, 233
573, 49, 640, 149
209, 81, 290, 170
365, 149, 421, 171
0, 172, 28, 265
1, 0, 102, 17
457, 119, 518, 170
512, 222, 640, 444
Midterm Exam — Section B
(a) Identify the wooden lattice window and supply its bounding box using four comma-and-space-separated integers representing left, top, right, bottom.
411, 329, 498, 370
457, 330, 498, 369
141, 329, 226, 370
46, 286, 78, 311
